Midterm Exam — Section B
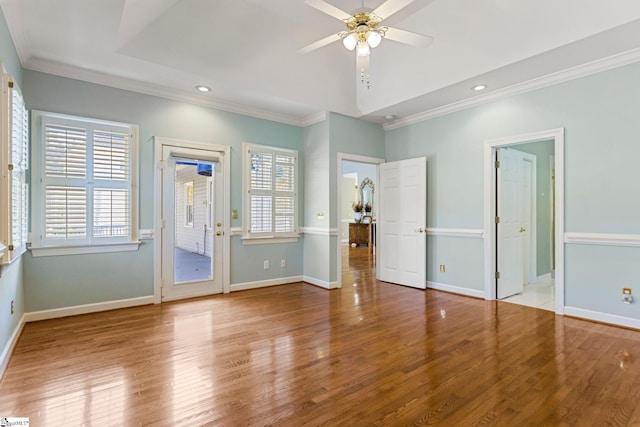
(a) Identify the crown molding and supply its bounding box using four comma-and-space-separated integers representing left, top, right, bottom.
383, 47, 640, 131
301, 111, 327, 127
23, 58, 309, 127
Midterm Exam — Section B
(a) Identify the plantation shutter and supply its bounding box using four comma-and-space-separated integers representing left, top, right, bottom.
246, 146, 296, 236
274, 154, 295, 233
41, 119, 133, 244
44, 123, 87, 240
93, 130, 130, 238
9, 85, 29, 255
250, 150, 273, 233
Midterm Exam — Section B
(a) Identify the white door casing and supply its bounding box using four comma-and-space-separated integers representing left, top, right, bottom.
161, 146, 224, 301
378, 157, 427, 289
483, 128, 564, 314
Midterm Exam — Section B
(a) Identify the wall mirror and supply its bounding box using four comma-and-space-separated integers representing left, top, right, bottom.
359, 177, 374, 217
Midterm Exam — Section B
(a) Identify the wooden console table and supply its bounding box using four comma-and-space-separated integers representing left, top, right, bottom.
349, 222, 376, 248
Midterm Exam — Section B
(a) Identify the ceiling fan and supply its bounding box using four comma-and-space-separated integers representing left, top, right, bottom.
299, 0, 433, 89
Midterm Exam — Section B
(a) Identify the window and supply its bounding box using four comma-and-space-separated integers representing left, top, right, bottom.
0, 72, 29, 265
30, 111, 139, 255
184, 181, 194, 227
243, 143, 298, 242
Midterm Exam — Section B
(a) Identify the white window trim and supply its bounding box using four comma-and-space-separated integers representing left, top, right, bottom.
29, 110, 140, 257
242, 142, 299, 244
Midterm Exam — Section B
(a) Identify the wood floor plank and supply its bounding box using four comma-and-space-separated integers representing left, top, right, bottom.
2, 246, 640, 425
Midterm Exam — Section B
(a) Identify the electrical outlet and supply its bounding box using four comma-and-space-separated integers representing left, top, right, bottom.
11, 300, 14, 315
264, 260, 269, 269
281, 259, 286, 268
623, 288, 632, 295
439, 264, 446, 273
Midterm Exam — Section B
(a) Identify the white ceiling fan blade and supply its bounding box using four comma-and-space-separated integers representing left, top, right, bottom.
384, 27, 433, 48
304, 0, 352, 21
298, 33, 342, 54
373, 0, 415, 20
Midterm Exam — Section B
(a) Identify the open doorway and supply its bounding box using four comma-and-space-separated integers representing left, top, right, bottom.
336, 153, 384, 288
484, 128, 564, 314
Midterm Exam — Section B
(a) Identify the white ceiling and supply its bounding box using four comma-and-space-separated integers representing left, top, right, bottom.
2, 0, 640, 127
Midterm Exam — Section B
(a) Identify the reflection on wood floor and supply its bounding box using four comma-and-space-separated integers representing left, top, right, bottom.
1, 247, 640, 425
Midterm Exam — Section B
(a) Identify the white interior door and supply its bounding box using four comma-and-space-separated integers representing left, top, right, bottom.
378, 157, 427, 289
497, 148, 526, 299
161, 146, 224, 301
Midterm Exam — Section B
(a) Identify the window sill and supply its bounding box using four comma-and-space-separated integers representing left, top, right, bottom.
0, 247, 26, 277
29, 241, 142, 257
241, 235, 299, 245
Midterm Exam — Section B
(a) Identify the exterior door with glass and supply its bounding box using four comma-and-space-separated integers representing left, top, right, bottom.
161, 145, 224, 301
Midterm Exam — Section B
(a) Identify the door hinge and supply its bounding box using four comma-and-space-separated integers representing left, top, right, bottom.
495, 216, 500, 224
495, 271, 500, 279
495, 160, 500, 169
8, 244, 14, 251
158, 160, 166, 170
8, 81, 13, 88
8, 163, 13, 171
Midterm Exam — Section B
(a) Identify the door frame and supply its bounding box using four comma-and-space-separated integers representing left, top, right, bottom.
336, 152, 385, 289
483, 128, 564, 314
153, 137, 231, 303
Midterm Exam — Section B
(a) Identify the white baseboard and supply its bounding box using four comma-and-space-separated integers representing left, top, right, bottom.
427, 281, 486, 299
303, 276, 339, 289
564, 306, 640, 330
24, 296, 155, 322
229, 276, 303, 292
0, 314, 25, 381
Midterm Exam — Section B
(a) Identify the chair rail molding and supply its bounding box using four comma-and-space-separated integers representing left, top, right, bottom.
564, 232, 640, 247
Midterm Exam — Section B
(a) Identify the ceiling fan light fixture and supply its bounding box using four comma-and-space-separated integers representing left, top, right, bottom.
366, 30, 382, 48
342, 32, 358, 50
356, 40, 370, 56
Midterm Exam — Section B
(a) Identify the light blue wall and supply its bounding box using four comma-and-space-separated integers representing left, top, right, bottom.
0, 6, 21, 86
517, 140, 555, 276
23, 70, 304, 311
0, 6, 24, 365
0, 260, 23, 364
386, 61, 640, 318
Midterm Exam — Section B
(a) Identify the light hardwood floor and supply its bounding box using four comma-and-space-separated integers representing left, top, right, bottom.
1, 247, 640, 425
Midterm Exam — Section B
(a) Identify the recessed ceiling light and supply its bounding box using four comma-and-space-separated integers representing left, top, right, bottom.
195, 85, 211, 93
472, 84, 487, 91
384, 115, 396, 120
